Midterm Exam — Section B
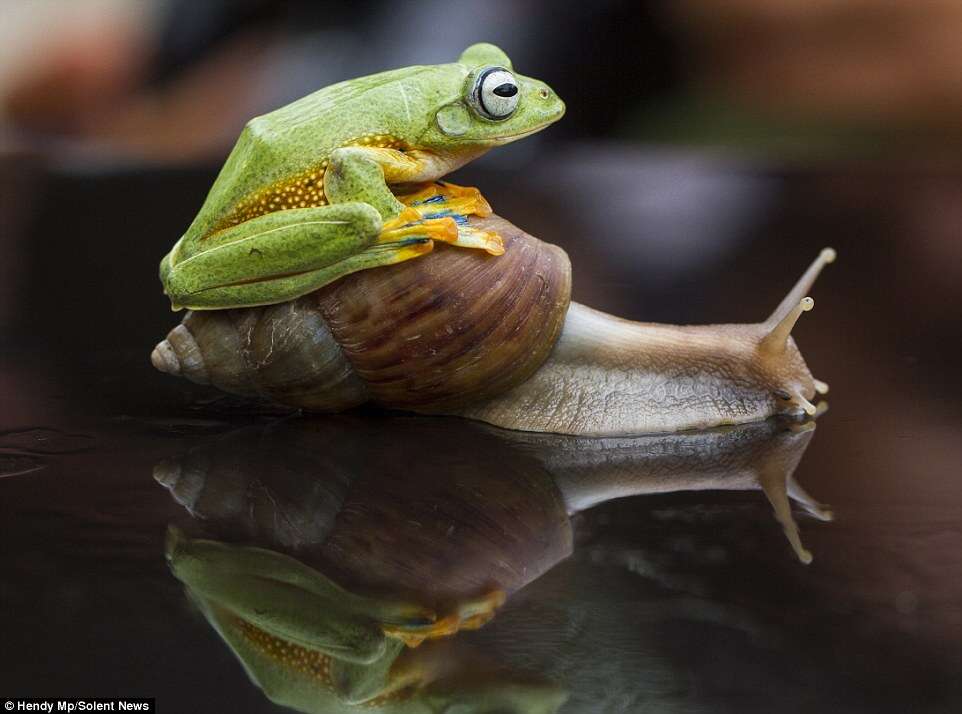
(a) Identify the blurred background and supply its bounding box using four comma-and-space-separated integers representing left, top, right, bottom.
1, 0, 960, 709
5, 0, 962, 161
2, 0, 962, 331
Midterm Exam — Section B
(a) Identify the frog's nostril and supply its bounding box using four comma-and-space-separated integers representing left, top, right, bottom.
538, 88, 550, 99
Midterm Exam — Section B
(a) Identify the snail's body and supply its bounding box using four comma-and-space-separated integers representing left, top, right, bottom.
457, 303, 813, 435
153, 211, 834, 436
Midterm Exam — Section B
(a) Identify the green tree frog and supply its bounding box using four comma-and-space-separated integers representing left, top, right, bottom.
159, 43, 565, 310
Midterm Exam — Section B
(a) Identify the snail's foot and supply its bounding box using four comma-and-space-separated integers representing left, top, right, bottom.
396, 182, 504, 256
381, 588, 507, 648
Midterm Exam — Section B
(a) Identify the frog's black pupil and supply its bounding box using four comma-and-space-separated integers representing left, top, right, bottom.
493, 83, 518, 97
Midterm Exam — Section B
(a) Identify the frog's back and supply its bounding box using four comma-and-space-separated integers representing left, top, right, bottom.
259, 64, 433, 134
186, 64, 448, 241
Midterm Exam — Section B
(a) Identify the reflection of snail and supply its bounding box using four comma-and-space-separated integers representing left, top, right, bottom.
158, 414, 827, 712
151, 199, 835, 435
160, 417, 574, 713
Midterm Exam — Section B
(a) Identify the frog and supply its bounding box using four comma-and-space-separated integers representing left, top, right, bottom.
166, 528, 567, 713
159, 43, 565, 310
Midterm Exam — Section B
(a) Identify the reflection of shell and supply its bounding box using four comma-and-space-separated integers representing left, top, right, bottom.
152, 215, 571, 413
315, 420, 573, 602
157, 417, 574, 605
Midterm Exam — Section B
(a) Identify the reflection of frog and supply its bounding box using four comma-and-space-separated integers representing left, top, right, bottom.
166, 529, 564, 712
158, 414, 828, 711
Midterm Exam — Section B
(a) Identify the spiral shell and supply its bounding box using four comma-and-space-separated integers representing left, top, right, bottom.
151, 214, 572, 413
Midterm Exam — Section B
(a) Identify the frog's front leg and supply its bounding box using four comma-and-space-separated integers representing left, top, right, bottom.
324, 146, 419, 219
326, 640, 419, 706
328, 147, 505, 255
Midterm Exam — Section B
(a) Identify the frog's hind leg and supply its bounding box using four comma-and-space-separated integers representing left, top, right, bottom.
164, 202, 385, 309
181, 238, 435, 310
164, 202, 453, 310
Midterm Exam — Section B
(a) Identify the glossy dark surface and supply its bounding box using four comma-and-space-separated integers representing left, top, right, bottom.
1, 151, 960, 712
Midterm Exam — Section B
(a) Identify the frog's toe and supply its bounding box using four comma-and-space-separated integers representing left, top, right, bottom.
397, 180, 492, 218
450, 225, 505, 255
434, 181, 493, 217
377, 209, 459, 246
394, 182, 504, 256
455, 588, 507, 621
381, 614, 460, 648
380, 589, 506, 647
458, 611, 496, 631
448, 588, 507, 630
378, 602, 438, 627
376, 205, 504, 257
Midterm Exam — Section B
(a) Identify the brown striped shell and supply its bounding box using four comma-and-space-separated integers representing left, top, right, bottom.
151, 214, 572, 414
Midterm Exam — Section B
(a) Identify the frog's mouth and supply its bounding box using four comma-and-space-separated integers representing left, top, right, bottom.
491, 127, 545, 142
484, 115, 564, 145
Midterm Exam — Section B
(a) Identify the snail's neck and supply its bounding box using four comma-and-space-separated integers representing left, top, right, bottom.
453, 302, 776, 436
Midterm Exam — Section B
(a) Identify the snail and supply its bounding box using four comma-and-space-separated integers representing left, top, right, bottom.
152, 203, 835, 436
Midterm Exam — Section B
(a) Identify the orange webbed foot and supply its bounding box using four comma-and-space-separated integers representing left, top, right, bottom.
393, 182, 504, 256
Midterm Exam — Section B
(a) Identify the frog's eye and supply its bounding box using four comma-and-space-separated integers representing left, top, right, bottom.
473, 67, 519, 120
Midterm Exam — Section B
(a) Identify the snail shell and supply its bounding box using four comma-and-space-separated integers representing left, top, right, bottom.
152, 214, 834, 436
152, 214, 570, 413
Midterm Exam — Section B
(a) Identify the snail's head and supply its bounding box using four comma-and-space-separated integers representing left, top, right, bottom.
752, 248, 836, 418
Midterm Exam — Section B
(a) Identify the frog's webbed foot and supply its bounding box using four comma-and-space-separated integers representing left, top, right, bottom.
376, 207, 458, 251
396, 181, 492, 218
256, 180, 505, 300
393, 181, 505, 256
381, 588, 507, 648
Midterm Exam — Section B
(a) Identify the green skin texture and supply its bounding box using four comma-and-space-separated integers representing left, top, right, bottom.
160, 43, 565, 310
167, 529, 566, 713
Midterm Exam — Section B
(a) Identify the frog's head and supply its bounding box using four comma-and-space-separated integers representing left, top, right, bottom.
416, 43, 565, 154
